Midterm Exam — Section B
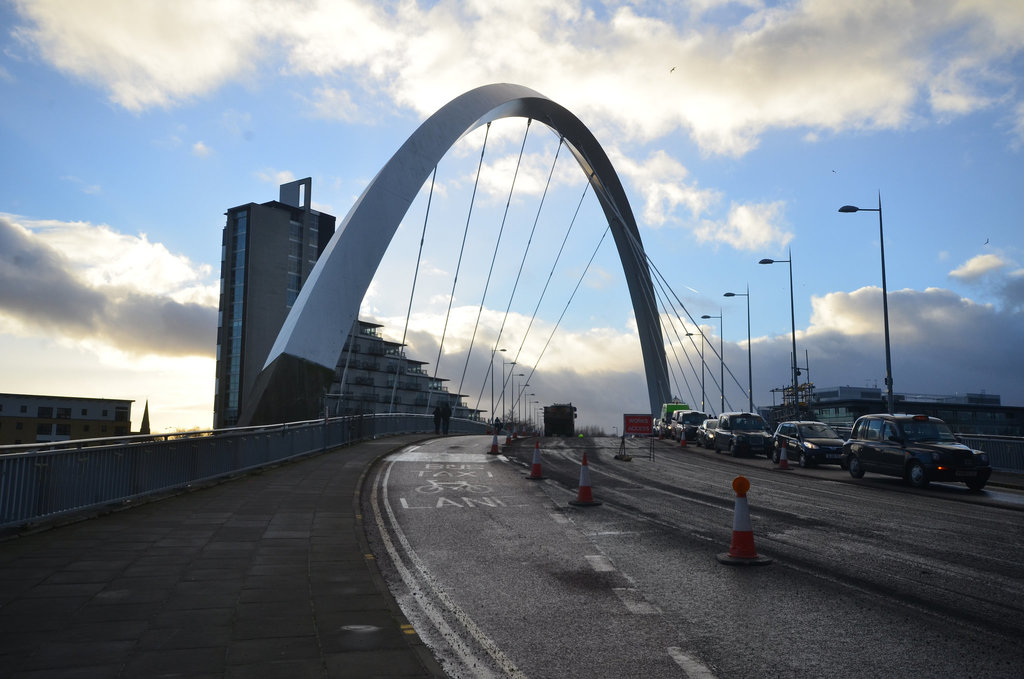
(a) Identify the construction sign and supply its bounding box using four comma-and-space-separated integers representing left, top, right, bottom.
622, 414, 653, 436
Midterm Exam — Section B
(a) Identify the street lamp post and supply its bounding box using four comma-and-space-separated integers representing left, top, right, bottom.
839, 194, 894, 415
759, 249, 799, 412
511, 372, 524, 433
502, 360, 516, 424
701, 312, 724, 414
685, 331, 705, 413
491, 348, 506, 424
724, 286, 754, 413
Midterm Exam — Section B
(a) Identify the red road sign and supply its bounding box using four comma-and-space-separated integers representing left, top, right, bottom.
622, 414, 653, 435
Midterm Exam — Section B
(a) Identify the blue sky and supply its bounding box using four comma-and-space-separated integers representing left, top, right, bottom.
1, 0, 1022, 433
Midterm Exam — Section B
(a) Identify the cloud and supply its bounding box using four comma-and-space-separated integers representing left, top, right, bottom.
303, 86, 360, 122
949, 253, 1010, 280
693, 201, 793, 251
191, 140, 211, 157
12, 0, 1024, 153
0, 216, 217, 357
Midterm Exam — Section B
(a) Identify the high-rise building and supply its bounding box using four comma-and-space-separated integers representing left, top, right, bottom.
214, 179, 336, 428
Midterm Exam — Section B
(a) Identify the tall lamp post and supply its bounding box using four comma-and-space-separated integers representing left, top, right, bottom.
685, 331, 705, 413
839, 195, 894, 415
724, 286, 754, 412
491, 348, 506, 424
759, 249, 799, 412
511, 372, 524, 432
701, 312, 724, 415
502, 360, 516, 424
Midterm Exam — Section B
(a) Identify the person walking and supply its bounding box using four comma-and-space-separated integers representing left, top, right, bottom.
432, 405, 442, 435
440, 401, 452, 435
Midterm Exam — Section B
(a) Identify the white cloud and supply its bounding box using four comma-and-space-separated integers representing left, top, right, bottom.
192, 140, 211, 157
12, 0, 1024, 152
0, 214, 218, 354
949, 253, 1010, 280
693, 201, 793, 251
303, 86, 360, 122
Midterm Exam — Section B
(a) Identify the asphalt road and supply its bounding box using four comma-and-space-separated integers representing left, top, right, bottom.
363, 435, 1024, 679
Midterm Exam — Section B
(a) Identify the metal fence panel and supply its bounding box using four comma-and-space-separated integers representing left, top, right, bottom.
1, 415, 487, 530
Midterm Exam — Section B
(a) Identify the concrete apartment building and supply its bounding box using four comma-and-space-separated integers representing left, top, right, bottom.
214, 179, 478, 428
0, 394, 132, 445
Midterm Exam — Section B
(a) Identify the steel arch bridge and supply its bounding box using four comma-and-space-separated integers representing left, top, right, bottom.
239, 83, 670, 426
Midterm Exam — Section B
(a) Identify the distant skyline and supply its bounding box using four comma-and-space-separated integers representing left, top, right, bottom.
1, 1, 1022, 433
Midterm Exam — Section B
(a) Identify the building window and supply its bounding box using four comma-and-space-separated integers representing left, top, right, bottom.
16, 422, 23, 430
20, 405, 27, 413
81, 408, 88, 416
55, 424, 70, 436
37, 423, 51, 435
56, 407, 72, 419
38, 406, 53, 418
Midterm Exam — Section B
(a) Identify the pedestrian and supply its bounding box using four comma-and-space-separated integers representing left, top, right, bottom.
432, 405, 441, 435
494, 417, 502, 435
440, 401, 452, 435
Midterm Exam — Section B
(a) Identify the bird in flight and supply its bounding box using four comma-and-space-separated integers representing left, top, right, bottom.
670, 66, 676, 72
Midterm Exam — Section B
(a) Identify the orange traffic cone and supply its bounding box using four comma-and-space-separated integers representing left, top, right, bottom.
488, 433, 500, 455
527, 441, 545, 480
778, 446, 790, 470
569, 451, 602, 506
680, 434, 687, 448
504, 431, 512, 446
717, 476, 772, 566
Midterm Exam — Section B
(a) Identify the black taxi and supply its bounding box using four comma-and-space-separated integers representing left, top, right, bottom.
842, 414, 991, 490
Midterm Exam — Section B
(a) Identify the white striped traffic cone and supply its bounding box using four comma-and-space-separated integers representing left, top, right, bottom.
717, 476, 772, 566
527, 441, 544, 480
569, 451, 601, 506
488, 433, 500, 455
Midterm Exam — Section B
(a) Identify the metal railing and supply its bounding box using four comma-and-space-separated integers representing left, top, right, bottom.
0, 414, 487, 531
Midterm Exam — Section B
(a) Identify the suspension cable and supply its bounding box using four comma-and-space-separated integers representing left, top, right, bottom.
474, 159, 584, 413
389, 166, 437, 413
513, 222, 611, 416
427, 122, 491, 414
455, 120, 532, 402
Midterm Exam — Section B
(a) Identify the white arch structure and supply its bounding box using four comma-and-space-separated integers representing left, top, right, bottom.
239, 83, 670, 426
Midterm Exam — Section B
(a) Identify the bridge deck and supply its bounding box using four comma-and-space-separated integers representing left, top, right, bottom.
0, 434, 443, 678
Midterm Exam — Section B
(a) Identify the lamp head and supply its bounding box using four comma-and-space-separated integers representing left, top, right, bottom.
758, 258, 774, 265
724, 292, 736, 297
838, 205, 859, 213
701, 314, 712, 319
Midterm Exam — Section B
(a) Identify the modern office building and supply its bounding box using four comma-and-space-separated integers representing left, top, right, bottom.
810, 385, 1023, 436
214, 178, 336, 428
0, 394, 132, 445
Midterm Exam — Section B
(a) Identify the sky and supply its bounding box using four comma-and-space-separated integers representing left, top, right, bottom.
1, 0, 1022, 434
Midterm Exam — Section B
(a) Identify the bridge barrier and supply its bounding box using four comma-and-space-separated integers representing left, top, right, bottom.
0, 414, 487, 531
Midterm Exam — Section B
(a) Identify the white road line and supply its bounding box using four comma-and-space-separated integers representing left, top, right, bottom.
584, 554, 616, 572
373, 459, 527, 679
612, 587, 661, 615
667, 647, 718, 678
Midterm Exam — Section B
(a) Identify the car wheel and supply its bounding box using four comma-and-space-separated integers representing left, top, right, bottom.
771, 447, 779, 464
907, 461, 929, 488
965, 479, 987, 491
799, 452, 808, 468
848, 454, 865, 479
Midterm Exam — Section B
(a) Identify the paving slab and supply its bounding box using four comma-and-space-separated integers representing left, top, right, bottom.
0, 434, 445, 678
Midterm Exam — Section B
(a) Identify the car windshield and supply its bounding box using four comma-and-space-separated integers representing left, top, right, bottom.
799, 423, 839, 439
733, 416, 766, 431
681, 413, 705, 425
901, 420, 957, 443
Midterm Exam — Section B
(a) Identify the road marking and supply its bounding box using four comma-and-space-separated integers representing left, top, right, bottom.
550, 513, 570, 524
612, 587, 660, 615
391, 451, 494, 463
585, 554, 615, 572
371, 460, 527, 679
668, 647, 717, 678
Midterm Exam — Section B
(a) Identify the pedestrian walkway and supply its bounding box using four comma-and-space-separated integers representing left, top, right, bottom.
0, 434, 445, 679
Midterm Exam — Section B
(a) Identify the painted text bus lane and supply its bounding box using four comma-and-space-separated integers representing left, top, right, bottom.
392, 459, 535, 510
